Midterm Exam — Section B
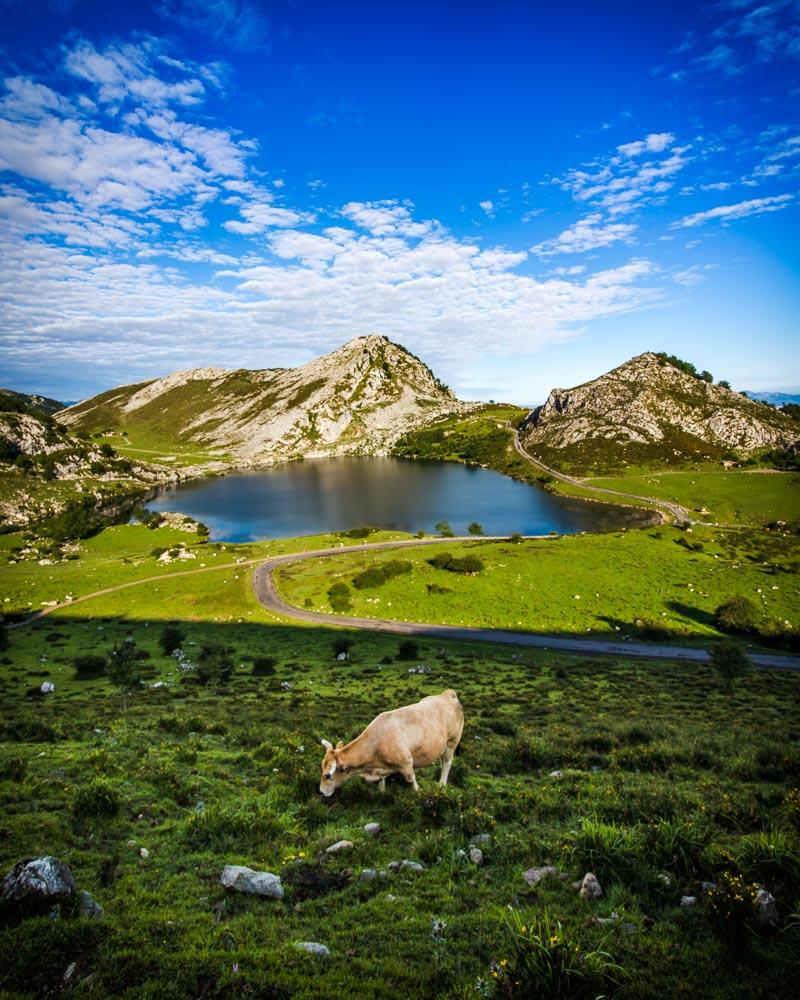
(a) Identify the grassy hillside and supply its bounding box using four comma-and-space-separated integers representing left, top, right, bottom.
1, 579, 799, 997
275, 527, 799, 648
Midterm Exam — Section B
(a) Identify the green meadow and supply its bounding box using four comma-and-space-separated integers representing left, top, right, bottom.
276, 525, 799, 647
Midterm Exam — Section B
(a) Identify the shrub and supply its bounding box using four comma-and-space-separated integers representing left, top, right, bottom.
397, 639, 419, 661
703, 870, 765, 949
435, 520, 454, 537
714, 595, 760, 635
352, 559, 412, 590
634, 618, 674, 642
73, 654, 106, 679
426, 583, 452, 595
468, 521, 484, 536
107, 640, 148, 699
328, 581, 352, 612
332, 636, 354, 658
509, 532, 523, 544
337, 526, 375, 539
159, 624, 186, 656
73, 779, 120, 819
252, 656, 277, 676
428, 551, 484, 574
709, 639, 751, 693
194, 642, 235, 686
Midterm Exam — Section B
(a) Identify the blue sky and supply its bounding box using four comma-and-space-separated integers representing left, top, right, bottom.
1, 0, 798, 403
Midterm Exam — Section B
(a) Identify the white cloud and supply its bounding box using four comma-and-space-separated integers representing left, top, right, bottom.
533, 213, 637, 256
673, 194, 793, 227
617, 132, 675, 157
479, 200, 495, 216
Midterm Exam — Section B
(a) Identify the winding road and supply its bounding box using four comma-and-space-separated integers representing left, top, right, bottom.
512, 431, 691, 523
251, 537, 800, 671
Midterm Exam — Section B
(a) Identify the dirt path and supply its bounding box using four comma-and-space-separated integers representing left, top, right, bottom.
512, 432, 691, 522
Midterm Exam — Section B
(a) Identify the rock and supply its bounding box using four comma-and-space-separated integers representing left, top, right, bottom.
657, 873, 672, 888
295, 941, 330, 958
701, 881, 717, 894
336, 652, 348, 661
385, 893, 396, 902
360, 869, 377, 881
387, 861, 401, 871
468, 847, 484, 866
754, 888, 778, 926
363, 822, 381, 837
471, 834, 491, 845
40, 681, 55, 694
622, 922, 637, 934
680, 895, 697, 908
139, 848, 149, 859
63, 962, 77, 984
579, 873, 603, 900
220, 865, 283, 899
456, 849, 466, 860
2, 857, 76, 902
400, 860, 425, 872
79, 890, 104, 919
549, 770, 563, 778
523, 865, 559, 887
591, 911, 619, 926
326, 840, 353, 854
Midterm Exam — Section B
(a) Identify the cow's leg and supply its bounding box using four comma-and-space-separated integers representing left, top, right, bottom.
439, 745, 455, 786
399, 760, 419, 791
379, 777, 386, 793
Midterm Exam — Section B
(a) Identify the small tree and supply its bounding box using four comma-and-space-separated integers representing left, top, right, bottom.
509, 532, 523, 544
709, 639, 751, 693
159, 623, 186, 657
397, 639, 419, 661
332, 636, 354, 659
73, 654, 106, 679
714, 595, 760, 635
435, 520, 454, 538
194, 642, 235, 687
328, 582, 352, 612
468, 522, 484, 536
107, 640, 146, 707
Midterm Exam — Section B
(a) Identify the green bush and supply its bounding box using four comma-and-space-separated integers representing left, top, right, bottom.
709, 639, 751, 692
397, 639, 419, 661
352, 559, 412, 589
714, 595, 760, 635
328, 581, 352, 612
194, 642, 235, 686
159, 623, 186, 656
428, 551, 484, 574
73, 654, 106, 679
252, 655, 277, 676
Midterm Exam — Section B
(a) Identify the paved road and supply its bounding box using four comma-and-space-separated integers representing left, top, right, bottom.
512, 432, 691, 523
252, 538, 800, 671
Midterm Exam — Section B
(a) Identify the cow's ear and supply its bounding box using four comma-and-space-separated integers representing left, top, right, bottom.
320, 738, 333, 750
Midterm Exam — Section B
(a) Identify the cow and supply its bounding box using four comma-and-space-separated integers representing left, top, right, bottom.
319, 689, 464, 797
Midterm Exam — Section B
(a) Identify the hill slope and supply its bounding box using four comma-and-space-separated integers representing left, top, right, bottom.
519, 352, 800, 474
61, 335, 469, 465
0, 387, 65, 417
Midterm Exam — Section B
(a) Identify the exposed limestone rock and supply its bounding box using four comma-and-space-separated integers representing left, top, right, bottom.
579, 872, 603, 900
220, 865, 283, 899
2, 857, 76, 902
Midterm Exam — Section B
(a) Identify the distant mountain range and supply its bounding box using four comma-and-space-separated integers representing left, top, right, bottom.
519, 352, 799, 474
745, 391, 800, 406
59, 336, 471, 465
0, 387, 66, 417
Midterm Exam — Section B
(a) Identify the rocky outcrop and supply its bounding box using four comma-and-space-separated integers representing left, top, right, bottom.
61, 335, 472, 465
520, 352, 799, 469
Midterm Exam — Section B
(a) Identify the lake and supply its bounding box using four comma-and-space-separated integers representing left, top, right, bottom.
148, 457, 647, 542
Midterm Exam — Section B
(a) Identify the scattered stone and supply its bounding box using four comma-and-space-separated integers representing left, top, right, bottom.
701, 881, 717, 894
326, 840, 353, 854
79, 890, 103, 920
385, 893, 396, 902
295, 942, 330, 958
2, 857, 76, 902
360, 869, 377, 881
63, 962, 77, 984
590, 911, 619, 926
657, 873, 672, 888
523, 865, 559, 887
549, 770, 563, 779
400, 860, 425, 872
40, 681, 55, 694
387, 861, 401, 871
680, 895, 697, 908
755, 888, 778, 926
579, 873, 603, 901
220, 865, 283, 900
469, 847, 484, 866
139, 848, 149, 859
622, 922, 637, 935
126, 840, 137, 848
363, 822, 381, 837
336, 652, 348, 661
456, 849, 467, 860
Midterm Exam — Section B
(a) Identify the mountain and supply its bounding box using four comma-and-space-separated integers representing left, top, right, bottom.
745, 391, 800, 407
519, 352, 800, 474
0, 387, 65, 417
60, 335, 470, 464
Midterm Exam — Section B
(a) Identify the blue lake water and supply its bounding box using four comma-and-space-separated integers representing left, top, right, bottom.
149, 457, 645, 542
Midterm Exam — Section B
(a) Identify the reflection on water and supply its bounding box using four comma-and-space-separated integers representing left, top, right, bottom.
149, 457, 646, 542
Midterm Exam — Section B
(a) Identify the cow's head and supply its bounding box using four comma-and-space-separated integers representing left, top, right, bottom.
319, 738, 350, 797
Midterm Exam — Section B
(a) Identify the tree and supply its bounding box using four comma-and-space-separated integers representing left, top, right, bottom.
332, 636, 354, 659
328, 582, 352, 612
194, 642, 235, 686
700, 370, 714, 383
435, 520, 454, 537
714, 595, 760, 635
159, 623, 186, 657
397, 639, 419, 661
107, 640, 147, 706
709, 639, 751, 693
717, 380, 731, 390
468, 522, 484, 536
99, 442, 115, 458
73, 654, 106, 679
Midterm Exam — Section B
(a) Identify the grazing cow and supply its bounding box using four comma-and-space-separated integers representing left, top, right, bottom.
319, 689, 464, 797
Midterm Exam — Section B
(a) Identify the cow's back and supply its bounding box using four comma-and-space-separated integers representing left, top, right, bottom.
363, 690, 463, 766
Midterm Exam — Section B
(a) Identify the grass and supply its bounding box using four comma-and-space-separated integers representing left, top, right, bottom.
1, 597, 799, 998
275, 525, 799, 646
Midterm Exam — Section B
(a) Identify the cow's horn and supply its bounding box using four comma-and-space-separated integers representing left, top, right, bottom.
320, 738, 333, 750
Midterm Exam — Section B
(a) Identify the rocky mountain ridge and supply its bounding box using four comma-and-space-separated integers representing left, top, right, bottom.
60, 335, 471, 464
520, 352, 799, 473
0, 388, 65, 417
